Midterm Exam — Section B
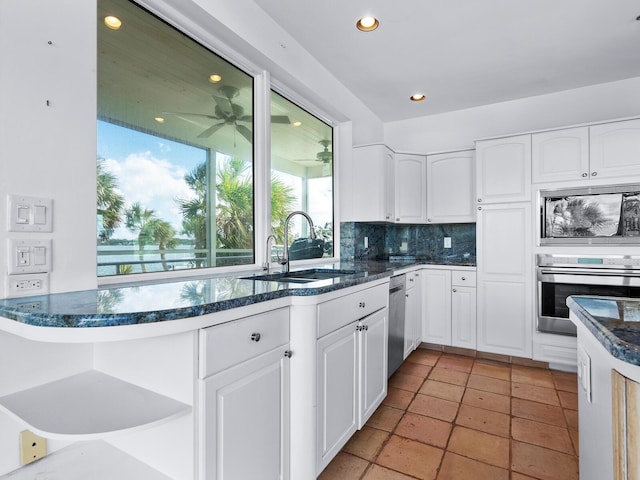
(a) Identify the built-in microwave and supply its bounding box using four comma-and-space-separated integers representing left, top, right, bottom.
539, 184, 640, 245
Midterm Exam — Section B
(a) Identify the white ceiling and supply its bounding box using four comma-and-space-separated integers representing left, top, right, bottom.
253, 0, 640, 122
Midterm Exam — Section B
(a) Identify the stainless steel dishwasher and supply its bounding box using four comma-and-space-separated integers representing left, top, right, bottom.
388, 274, 406, 378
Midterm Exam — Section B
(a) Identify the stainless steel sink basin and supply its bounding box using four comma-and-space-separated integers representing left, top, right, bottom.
241, 269, 358, 283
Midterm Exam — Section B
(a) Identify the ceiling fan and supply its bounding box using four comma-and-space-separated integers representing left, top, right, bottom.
166, 85, 290, 142
316, 139, 333, 163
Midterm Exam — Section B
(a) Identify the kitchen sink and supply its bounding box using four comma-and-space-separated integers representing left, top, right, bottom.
241, 269, 358, 283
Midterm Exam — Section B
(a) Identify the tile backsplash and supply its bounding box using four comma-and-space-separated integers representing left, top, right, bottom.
341, 222, 476, 264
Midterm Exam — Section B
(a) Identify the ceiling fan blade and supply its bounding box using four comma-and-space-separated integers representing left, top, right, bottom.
164, 111, 220, 121
211, 94, 234, 116
271, 115, 290, 124
236, 124, 253, 143
197, 122, 226, 138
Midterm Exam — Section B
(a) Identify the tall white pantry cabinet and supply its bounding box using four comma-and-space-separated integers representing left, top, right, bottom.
475, 135, 533, 358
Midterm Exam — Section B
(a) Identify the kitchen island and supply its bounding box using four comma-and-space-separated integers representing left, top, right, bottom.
567, 296, 640, 480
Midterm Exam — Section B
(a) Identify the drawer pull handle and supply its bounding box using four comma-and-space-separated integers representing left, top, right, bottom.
284, 350, 292, 358
461, 276, 466, 281
359, 302, 366, 308
251, 333, 261, 342
453, 288, 457, 293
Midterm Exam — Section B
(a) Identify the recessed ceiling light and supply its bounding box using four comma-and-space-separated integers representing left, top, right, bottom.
410, 94, 426, 102
292, 121, 302, 127
208, 74, 222, 83
104, 16, 122, 30
356, 16, 379, 32
154, 117, 165, 123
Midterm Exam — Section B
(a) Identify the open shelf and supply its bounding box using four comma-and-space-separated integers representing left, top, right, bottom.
0, 370, 191, 440
0, 440, 172, 479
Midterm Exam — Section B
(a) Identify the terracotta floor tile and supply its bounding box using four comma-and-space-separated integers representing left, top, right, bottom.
388, 372, 425, 392
466, 373, 511, 396
471, 361, 511, 381
564, 408, 579, 430
419, 379, 465, 402
397, 361, 432, 379
428, 366, 469, 386
366, 405, 405, 432
511, 398, 566, 427
512, 382, 560, 406
512, 473, 540, 480
383, 387, 415, 411
455, 403, 510, 437
462, 388, 510, 414
436, 452, 509, 480
395, 411, 452, 448
558, 390, 578, 410
447, 426, 510, 468
376, 435, 444, 480
512, 417, 574, 454
512, 365, 556, 388
569, 429, 579, 455
406, 349, 441, 366
318, 452, 370, 480
343, 426, 390, 462
511, 440, 579, 480
408, 393, 459, 422
551, 371, 579, 393
363, 464, 416, 480
435, 354, 474, 373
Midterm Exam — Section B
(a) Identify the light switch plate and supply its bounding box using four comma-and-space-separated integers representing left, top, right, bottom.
7, 194, 53, 232
8, 239, 52, 274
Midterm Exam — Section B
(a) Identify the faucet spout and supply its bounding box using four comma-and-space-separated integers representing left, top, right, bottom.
280, 211, 316, 273
264, 234, 277, 272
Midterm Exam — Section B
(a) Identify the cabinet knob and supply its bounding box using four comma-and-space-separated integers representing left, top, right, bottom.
365, 325, 369, 331
427, 218, 431, 222
409, 278, 414, 282
591, 171, 598, 176
461, 276, 466, 281
251, 333, 261, 342
359, 301, 366, 308
453, 288, 457, 292
582, 172, 588, 177
477, 206, 482, 211
477, 198, 482, 203
284, 350, 292, 358
396, 218, 400, 222
386, 215, 390, 220
406, 294, 409, 298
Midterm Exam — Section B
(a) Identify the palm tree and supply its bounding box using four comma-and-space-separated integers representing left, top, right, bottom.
125, 203, 157, 272
97, 157, 125, 241
148, 218, 178, 270
177, 163, 208, 267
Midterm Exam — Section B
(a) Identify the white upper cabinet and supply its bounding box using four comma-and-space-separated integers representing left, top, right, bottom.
476, 135, 531, 204
351, 145, 395, 222
590, 118, 640, 180
532, 127, 589, 183
426, 150, 475, 223
394, 153, 427, 223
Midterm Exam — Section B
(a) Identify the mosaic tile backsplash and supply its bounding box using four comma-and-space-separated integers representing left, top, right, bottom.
340, 222, 476, 265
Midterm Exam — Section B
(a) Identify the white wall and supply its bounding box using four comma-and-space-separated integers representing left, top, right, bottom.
385, 77, 640, 154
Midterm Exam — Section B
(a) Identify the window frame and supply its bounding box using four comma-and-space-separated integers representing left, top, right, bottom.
97, 1, 339, 286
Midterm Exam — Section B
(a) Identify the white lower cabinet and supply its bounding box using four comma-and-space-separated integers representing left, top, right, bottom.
316, 299, 387, 475
199, 308, 290, 480
404, 271, 421, 358
422, 268, 476, 350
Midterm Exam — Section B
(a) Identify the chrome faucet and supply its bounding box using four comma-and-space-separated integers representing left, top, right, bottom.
264, 234, 277, 272
280, 211, 316, 273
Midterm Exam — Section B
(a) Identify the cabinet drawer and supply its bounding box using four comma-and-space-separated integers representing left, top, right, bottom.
317, 283, 388, 338
452, 271, 476, 287
199, 308, 289, 378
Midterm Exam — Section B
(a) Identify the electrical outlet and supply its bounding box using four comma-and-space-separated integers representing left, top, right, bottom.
19, 430, 47, 465
6, 273, 49, 298
444, 237, 452, 249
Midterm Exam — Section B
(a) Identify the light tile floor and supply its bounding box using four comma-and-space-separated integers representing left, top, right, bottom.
318, 349, 579, 480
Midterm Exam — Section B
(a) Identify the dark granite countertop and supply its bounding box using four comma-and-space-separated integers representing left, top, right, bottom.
0, 260, 475, 330
567, 295, 640, 366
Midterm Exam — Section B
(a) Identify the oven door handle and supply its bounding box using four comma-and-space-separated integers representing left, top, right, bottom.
539, 267, 640, 277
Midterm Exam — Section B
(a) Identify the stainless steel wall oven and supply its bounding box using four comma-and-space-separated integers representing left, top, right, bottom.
537, 254, 640, 336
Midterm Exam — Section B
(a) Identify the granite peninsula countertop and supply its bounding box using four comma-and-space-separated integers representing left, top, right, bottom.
567, 295, 640, 366
0, 259, 476, 332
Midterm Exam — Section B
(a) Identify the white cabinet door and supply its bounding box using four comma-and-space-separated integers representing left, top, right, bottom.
451, 286, 476, 350
476, 135, 531, 204
590, 118, 640, 180
404, 284, 419, 358
359, 308, 388, 427
316, 322, 358, 473
202, 346, 290, 480
476, 203, 532, 357
394, 153, 427, 223
532, 127, 589, 183
421, 269, 452, 346
351, 145, 395, 222
426, 150, 475, 223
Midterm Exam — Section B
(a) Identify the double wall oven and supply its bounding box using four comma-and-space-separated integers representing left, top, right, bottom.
537, 254, 640, 336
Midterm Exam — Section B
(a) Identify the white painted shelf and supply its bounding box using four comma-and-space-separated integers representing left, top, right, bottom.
0, 370, 191, 440
0, 440, 172, 479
